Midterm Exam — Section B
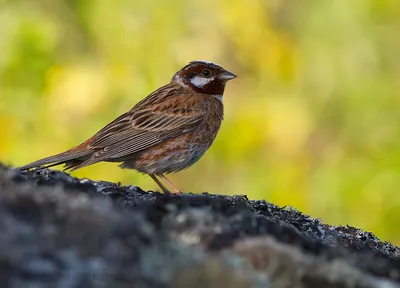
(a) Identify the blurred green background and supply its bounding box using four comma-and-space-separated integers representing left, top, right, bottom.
1, 0, 400, 244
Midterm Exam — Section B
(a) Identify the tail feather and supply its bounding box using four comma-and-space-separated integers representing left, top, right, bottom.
18, 150, 90, 171
63, 159, 87, 171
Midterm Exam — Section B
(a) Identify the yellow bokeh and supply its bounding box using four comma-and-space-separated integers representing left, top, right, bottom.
1, 0, 400, 245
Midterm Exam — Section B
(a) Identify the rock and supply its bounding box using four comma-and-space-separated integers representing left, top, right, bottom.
0, 163, 399, 287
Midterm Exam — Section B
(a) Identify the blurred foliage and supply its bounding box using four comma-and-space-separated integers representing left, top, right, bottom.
1, 0, 400, 244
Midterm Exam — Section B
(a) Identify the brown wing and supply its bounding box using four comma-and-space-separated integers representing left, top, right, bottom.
69, 84, 204, 170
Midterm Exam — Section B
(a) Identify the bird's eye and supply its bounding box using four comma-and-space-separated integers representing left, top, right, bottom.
201, 69, 211, 77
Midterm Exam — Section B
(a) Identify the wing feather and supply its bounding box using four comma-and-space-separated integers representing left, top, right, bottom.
83, 84, 204, 163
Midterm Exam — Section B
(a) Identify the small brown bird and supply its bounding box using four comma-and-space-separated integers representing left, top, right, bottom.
19, 60, 236, 194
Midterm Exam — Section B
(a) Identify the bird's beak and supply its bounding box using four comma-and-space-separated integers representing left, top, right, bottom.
220, 70, 237, 81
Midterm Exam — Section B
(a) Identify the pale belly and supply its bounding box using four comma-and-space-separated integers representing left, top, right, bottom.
120, 133, 212, 175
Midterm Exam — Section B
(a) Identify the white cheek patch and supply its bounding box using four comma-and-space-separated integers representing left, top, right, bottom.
190, 76, 214, 88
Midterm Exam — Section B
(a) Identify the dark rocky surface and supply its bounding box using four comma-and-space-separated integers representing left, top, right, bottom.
0, 163, 399, 287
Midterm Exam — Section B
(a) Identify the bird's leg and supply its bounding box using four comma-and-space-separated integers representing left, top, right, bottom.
158, 174, 182, 194
149, 174, 171, 195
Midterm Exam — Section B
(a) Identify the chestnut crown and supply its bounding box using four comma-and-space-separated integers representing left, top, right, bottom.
173, 60, 236, 95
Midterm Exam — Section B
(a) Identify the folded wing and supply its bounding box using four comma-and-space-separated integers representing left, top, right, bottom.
69, 86, 204, 170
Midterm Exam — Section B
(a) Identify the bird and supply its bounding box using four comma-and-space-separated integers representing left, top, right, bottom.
19, 60, 237, 194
